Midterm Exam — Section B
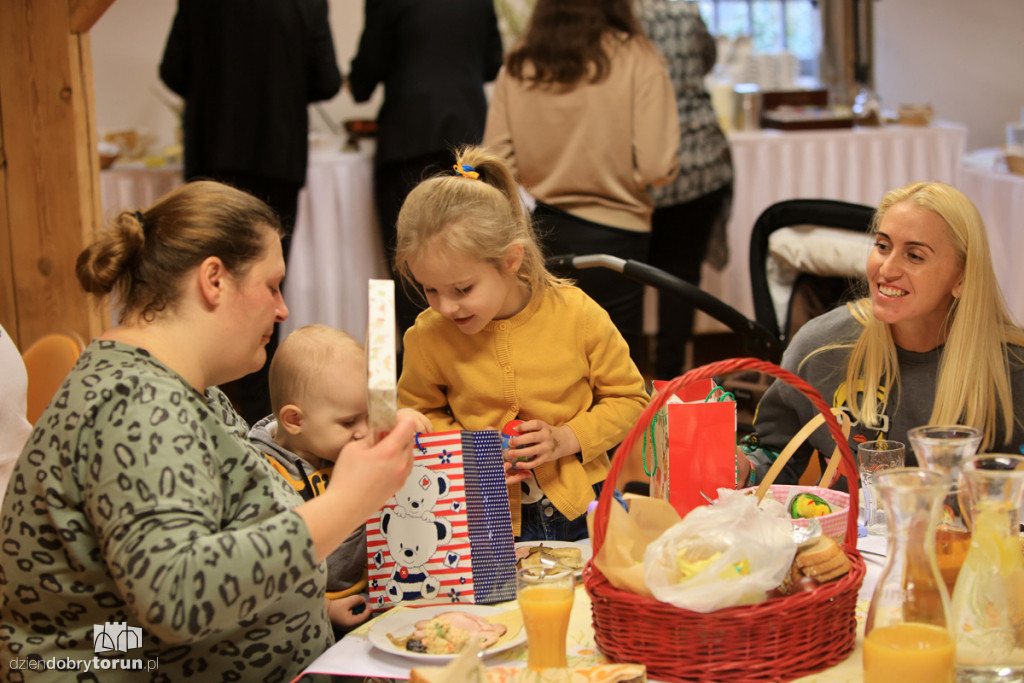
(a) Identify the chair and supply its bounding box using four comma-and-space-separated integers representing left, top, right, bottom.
22, 332, 84, 424
745, 199, 876, 483
749, 198, 876, 351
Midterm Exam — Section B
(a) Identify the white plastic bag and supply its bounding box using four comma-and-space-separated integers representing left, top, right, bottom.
644, 489, 796, 612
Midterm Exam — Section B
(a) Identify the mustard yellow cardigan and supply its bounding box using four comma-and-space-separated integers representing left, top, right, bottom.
398, 284, 649, 535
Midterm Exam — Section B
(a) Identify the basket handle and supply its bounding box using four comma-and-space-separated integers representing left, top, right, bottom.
593, 358, 859, 554
753, 408, 852, 502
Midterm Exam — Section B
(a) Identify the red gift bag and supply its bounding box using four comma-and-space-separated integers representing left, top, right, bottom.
648, 378, 737, 518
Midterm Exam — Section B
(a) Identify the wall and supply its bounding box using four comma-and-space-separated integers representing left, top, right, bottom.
873, 0, 1024, 150
91, 1, 1024, 159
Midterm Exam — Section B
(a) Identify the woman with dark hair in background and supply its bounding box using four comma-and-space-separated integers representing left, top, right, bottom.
483, 0, 680, 365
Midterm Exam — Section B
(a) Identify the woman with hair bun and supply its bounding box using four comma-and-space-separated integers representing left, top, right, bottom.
0, 180, 418, 680
738, 181, 1024, 487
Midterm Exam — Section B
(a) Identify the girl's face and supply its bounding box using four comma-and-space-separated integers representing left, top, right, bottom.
409, 243, 529, 335
867, 202, 964, 350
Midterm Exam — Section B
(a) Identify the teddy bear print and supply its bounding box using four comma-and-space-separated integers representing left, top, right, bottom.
379, 505, 452, 603
391, 464, 450, 517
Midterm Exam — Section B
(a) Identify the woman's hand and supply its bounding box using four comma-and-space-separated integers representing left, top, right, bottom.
327, 594, 370, 629
333, 414, 418, 519
298, 414, 417, 563
502, 420, 580, 485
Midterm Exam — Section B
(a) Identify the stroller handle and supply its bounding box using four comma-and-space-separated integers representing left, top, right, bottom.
546, 254, 782, 362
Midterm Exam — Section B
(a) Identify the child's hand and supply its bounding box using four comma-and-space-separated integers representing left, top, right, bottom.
327, 594, 371, 629
503, 459, 532, 486
397, 408, 433, 433
503, 420, 580, 472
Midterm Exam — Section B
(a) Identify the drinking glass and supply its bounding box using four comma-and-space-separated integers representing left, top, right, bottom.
1007, 122, 1024, 154
517, 566, 575, 668
907, 425, 983, 596
858, 440, 906, 535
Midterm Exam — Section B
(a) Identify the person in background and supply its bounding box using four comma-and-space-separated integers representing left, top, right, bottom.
638, 0, 734, 380
395, 146, 648, 542
737, 182, 1024, 487
0, 181, 417, 681
0, 323, 31, 503
159, 0, 343, 424
348, 0, 504, 365
248, 324, 431, 638
483, 0, 679, 366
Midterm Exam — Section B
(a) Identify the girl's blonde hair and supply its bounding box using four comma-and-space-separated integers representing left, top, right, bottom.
394, 146, 568, 297
836, 181, 1024, 449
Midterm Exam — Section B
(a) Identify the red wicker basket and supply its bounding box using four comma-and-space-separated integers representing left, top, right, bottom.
585, 358, 865, 682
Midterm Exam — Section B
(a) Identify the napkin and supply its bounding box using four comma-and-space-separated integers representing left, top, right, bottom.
592, 496, 680, 597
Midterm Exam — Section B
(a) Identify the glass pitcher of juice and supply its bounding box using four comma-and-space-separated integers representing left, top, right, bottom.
863, 468, 954, 683
908, 425, 984, 595
951, 454, 1024, 681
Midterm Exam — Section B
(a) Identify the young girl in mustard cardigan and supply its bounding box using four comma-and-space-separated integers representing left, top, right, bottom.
394, 146, 649, 542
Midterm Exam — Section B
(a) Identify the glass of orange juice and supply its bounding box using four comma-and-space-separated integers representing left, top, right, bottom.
517, 566, 575, 669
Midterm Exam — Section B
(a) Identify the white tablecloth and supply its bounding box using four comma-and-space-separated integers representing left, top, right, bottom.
99, 163, 184, 223
300, 534, 887, 682
281, 147, 387, 343
696, 121, 967, 334
961, 148, 1024, 326
98, 145, 387, 343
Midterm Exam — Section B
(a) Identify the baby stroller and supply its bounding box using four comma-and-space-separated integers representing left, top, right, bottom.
546, 253, 781, 363
546, 253, 781, 429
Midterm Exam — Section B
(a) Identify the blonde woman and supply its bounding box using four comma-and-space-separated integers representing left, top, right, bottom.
738, 181, 1024, 486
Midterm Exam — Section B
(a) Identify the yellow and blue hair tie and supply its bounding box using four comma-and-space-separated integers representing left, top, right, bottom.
453, 163, 480, 180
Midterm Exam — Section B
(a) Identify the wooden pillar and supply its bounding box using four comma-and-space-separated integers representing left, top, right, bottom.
0, 0, 115, 350
820, 0, 859, 106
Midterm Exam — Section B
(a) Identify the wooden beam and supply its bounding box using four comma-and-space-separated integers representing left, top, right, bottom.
0, 0, 107, 348
68, 0, 116, 34
0, 108, 16, 341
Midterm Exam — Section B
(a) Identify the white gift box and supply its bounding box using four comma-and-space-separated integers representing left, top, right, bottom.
366, 279, 397, 444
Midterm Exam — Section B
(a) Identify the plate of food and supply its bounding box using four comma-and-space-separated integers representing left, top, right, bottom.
514, 540, 591, 577
367, 604, 525, 663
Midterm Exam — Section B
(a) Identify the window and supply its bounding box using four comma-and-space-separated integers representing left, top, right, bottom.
697, 0, 820, 78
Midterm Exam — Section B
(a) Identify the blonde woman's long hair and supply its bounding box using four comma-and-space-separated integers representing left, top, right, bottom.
394, 146, 569, 299
837, 181, 1024, 450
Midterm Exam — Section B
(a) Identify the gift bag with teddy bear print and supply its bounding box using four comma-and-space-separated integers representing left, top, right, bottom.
366, 430, 517, 612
